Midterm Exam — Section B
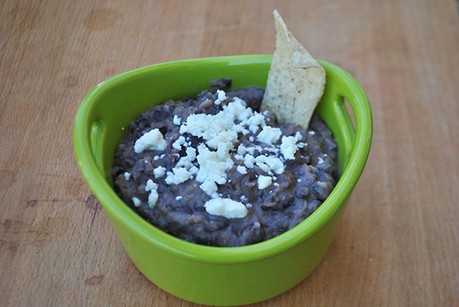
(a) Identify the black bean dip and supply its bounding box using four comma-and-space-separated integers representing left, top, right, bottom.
112, 80, 338, 247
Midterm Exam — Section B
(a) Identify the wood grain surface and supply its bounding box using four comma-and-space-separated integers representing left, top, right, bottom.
1, 1, 459, 306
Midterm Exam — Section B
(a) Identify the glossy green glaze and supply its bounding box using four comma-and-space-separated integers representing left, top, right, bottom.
74, 55, 372, 306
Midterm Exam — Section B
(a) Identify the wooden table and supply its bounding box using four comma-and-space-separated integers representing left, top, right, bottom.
1, 1, 458, 306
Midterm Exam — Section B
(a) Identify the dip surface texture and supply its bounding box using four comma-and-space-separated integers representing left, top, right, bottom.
112, 84, 338, 247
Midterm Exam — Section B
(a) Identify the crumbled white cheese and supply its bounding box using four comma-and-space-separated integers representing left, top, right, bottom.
245, 113, 266, 133
237, 144, 247, 155
134, 128, 167, 153
280, 136, 298, 160
224, 97, 248, 120
254, 155, 284, 174
232, 123, 249, 135
200, 180, 218, 196
207, 131, 238, 151
308, 131, 316, 135
145, 179, 157, 192
204, 198, 248, 218
318, 157, 324, 164
195, 144, 233, 196
245, 147, 255, 155
214, 89, 227, 105
176, 196, 183, 200
154, 166, 166, 178
176, 147, 197, 169
265, 146, 279, 154
173, 114, 181, 125
148, 189, 159, 208
243, 154, 255, 168
258, 175, 272, 189
180, 111, 235, 150
257, 126, 282, 145
256, 162, 271, 173
297, 142, 306, 148
295, 131, 303, 140
132, 197, 141, 207
172, 136, 186, 150
237, 107, 255, 123
144, 179, 159, 208
165, 167, 192, 185
237, 165, 247, 174
124, 172, 131, 181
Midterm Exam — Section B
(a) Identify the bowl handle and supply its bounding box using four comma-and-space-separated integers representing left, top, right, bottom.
89, 119, 106, 174
316, 60, 373, 176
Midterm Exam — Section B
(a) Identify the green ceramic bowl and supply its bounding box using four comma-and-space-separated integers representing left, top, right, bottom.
74, 55, 372, 306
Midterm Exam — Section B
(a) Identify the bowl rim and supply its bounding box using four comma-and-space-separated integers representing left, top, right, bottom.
74, 54, 372, 264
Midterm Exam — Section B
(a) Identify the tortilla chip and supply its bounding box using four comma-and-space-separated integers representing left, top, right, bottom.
261, 10, 326, 129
